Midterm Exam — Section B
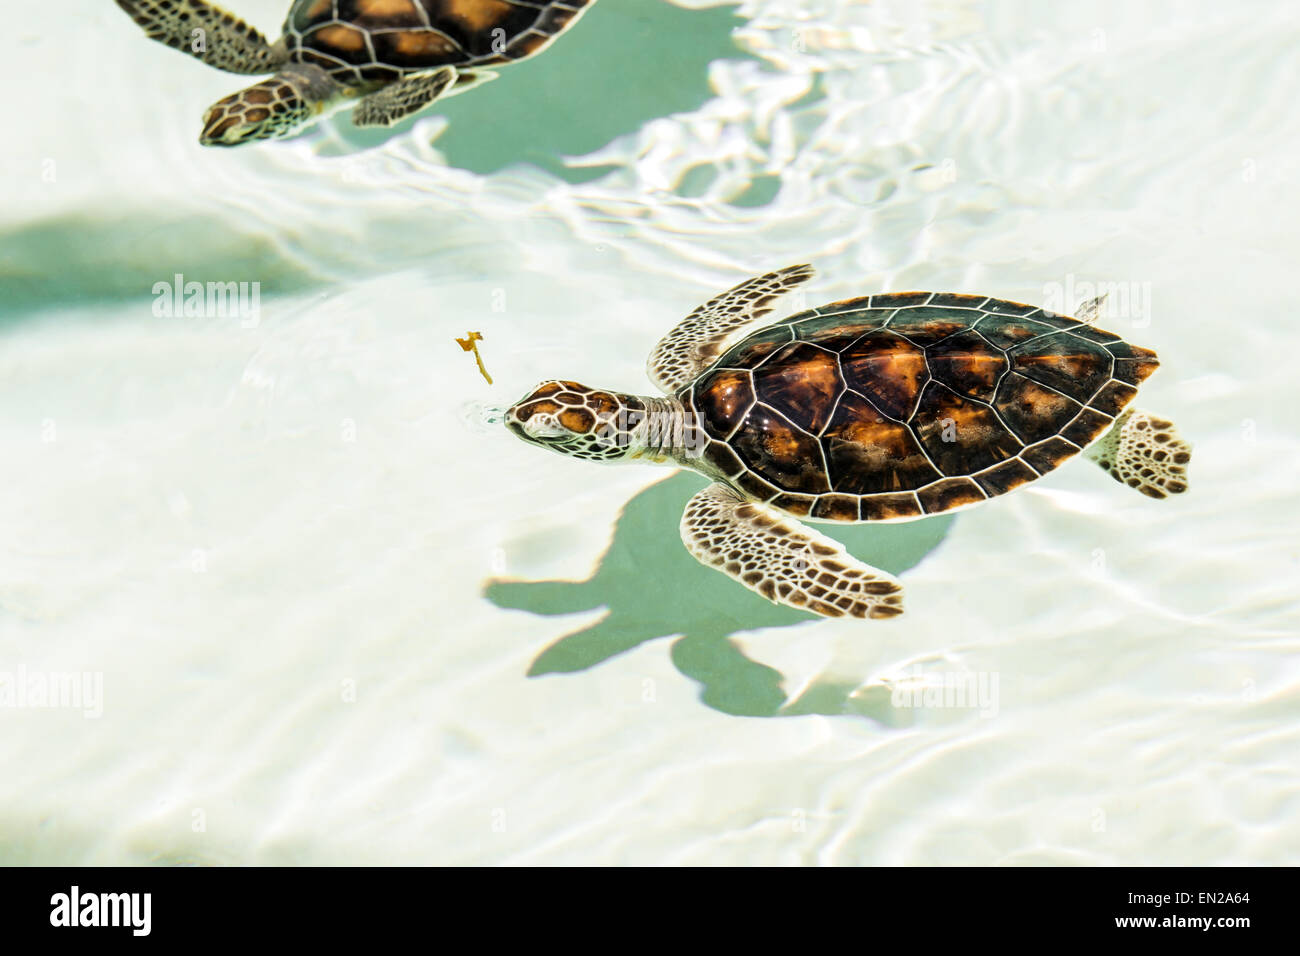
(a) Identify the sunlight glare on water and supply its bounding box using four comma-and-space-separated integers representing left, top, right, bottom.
0, 0, 1297, 865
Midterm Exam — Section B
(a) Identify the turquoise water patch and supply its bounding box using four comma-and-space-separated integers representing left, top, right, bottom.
319, 0, 748, 182
0, 213, 319, 318
485, 470, 954, 717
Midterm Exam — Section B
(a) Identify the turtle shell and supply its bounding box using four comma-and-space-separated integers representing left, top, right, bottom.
284, 0, 595, 83
684, 293, 1159, 522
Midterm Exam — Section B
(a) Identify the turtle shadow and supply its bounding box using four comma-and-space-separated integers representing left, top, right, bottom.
484, 472, 955, 718
315, 0, 753, 182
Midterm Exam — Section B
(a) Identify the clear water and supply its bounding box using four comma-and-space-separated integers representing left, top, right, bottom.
1, 0, 1297, 864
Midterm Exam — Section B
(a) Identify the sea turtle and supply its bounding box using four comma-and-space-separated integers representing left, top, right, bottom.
505, 265, 1192, 620
114, 0, 597, 146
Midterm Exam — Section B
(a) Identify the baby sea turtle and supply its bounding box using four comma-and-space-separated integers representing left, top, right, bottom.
115, 0, 596, 146
506, 265, 1191, 620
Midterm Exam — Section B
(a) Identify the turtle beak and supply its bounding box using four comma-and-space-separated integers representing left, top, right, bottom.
505, 401, 566, 443
503, 410, 526, 440
200, 107, 247, 147
524, 418, 569, 441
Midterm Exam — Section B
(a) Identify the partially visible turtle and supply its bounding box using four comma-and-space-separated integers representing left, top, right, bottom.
506, 265, 1191, 620
115, 0, 597, 146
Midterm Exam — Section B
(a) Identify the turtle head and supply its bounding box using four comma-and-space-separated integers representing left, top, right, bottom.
506, 381, 653, 463
200, 66, 341, 147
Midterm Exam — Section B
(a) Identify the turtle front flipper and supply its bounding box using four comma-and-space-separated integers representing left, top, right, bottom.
352, 68, 458, 128
115, 0, 282, 75
681, 483, 905, 620
647, 264, 816, 394
1085, 408, 1191, 499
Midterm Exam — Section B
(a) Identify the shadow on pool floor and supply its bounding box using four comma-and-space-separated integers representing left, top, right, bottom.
485, 471, 955, 718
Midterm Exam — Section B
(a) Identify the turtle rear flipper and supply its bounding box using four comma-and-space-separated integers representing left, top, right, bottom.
352, 67, 458, 128
115, 0, 281, 75
1086, 408, 1191, 499
681, 483, 905, 620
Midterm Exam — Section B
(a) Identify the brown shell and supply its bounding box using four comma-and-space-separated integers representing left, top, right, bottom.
285, 0, 594, 82
685, 294, 1159, 521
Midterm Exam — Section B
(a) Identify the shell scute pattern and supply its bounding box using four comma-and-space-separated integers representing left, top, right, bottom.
927, 292, 990, 309
752, 342, 843, 434
840, 330, 927, 420
974, 315, 1055, 348
708, 323, 794, 372
1007, 330, 1114, 399
285, 0, 594, 82
1107, 340, 1162, 385
971, 458, 1040, 497
728, 404, 830, 495
688, 298, 1160, 518
983, 298, 1044, 318
692, 368, 753, 440
859, 492, 923, 521
1060, 407, 1115, 447
917, 477, 986, 513
1070, 324, 1124, 344
993, 374, 1082, 444
810, 493, 861, 522
1091, 380, 1139, 416
912, 384, 1022, 475
701, 440, 746, 479
791, 296, 876, 320
870, 292, 932, 309
925, 329, 1007, 401
886, 306, 975, 346
822, 394, 939, 494
785, 307, 890, 347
